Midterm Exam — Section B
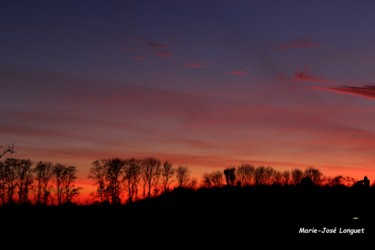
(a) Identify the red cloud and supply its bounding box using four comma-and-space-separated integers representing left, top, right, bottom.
184, 64, 208, 69
228, 70, 248, 76
274, 37, 320, 50
312, 85, 375, 100
294, 67, 333, 83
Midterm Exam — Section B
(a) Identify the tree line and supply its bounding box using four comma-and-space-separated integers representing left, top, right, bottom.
88, 157, 360, 205
201, 164, 357, 188
0, 143, 363, 206
88, 157, 196, 205
0, 159, 80, 206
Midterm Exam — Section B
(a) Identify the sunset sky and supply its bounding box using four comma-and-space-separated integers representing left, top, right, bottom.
2, 1, 375, 196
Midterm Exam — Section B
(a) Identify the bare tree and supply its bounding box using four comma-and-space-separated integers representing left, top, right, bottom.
291, 168, 303, 185
161, 161, 175, 193
0, 144, 15, 159
1, 158, 19, 205
304, 167, 323, 186
89, 160, 107, 203
223, 167, 236, 186
264, 167, 276, 185
123, 158, 142, 203
202, 173, 212, 188
175, 166, 190, 188
274, 171, 283, 185
254, 166, 267, 185
141, 157, 161, 198
202, 171, 223, 188
236, 164, 254, 186
0, 161, 5, 204
344, 176, 356, 187
34, 161, 54, 205
103, 158, 125, 205
16, 159, 33, 204
54, 164, 81, 205
330, 175, 344, 186
0, 158, 32, 205
281, 170, 290, 186
62, 166, 81, 204
54, 164, 65, 205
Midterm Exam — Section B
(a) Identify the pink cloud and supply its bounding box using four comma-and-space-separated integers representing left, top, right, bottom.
228, 70, 248, 76
274, 37, 320, 50
312, 85, 375, 100
184, 63, 208, 69
294, 67, 333, 83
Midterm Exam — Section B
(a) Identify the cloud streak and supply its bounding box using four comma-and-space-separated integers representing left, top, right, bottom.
294, 67, 333, 83
144, 40, 168, 49
313, 85, 375, 100
274, 37, 320, 50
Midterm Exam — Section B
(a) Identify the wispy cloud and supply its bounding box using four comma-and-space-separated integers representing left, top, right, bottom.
274, 37, 320, 50
184, 63, 208, 69
294, 67, 333, 83
144, 40, 168, 49
313, 85, 375, 100
128, 39, 171, 59
228, 70, 248, 76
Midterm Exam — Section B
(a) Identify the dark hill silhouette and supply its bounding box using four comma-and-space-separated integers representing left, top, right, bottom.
1, 154, 373, 246
1, 185, 373, 247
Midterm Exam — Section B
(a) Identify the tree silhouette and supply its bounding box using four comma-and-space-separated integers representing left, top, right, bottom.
0, 161, 5, 204
54, 164, 65, 205
89, 160, 107, 203
304, 167, 323, 186
236, 164, 254, 186
254, 166, 276, 185
274, 171, 282, 185
141, 157, 161, 198
254, 166, 265, 185
1, 158, 18, 205
16, 159, 33, 204
123, 158, 142, 202
0, 144, 15, 159
291, 168, 303, 185
53, 164, 81, 205
0, 153, 368, 208
104, 158, 125, 205
175, 166, 190, 188
202, 171, 224, 188
223, 167, 236, 186
330, 175, 344, 186
34, 161, 54, 205
161, 161, 175, 193
281, 171, 290, 186
62, 165, 81, 204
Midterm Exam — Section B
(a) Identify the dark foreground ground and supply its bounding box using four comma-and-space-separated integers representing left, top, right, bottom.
1, 186, 374, 246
